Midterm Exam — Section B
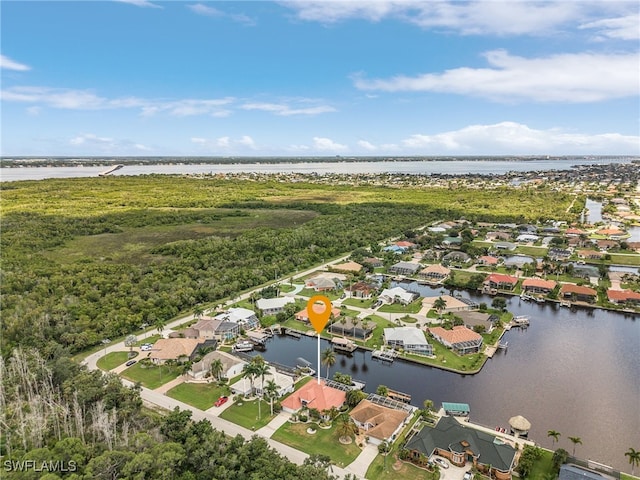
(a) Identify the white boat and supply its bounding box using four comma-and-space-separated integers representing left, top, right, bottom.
232, 341, 254, 352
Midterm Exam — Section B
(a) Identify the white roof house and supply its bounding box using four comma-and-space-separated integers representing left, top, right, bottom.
379, 287, 416, 305
230, 369, 295, 397
383, 327, 432, 355
256, 297, 295, 315
214, 307, 259, 328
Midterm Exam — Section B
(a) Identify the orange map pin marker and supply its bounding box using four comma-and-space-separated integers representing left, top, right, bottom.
306, 295, 332, 334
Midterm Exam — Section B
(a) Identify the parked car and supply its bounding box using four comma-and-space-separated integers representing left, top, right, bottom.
140, 345, 152, 351
433, 457, 449, 469
214, 396, 229, 407
125, 360, 137, 367
464, 472, 473, 480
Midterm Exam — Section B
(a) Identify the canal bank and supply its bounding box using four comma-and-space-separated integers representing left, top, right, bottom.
248, 291, 639, 472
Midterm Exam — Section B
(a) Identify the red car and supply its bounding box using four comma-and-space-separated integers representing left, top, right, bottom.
214, 396, 229, 407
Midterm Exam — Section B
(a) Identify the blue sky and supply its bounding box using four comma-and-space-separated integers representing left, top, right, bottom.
1, 1, 639, 156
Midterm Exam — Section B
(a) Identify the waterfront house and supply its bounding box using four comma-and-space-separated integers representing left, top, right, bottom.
516, 233, 539, 243
453, 311, 497, 333
295, 306, 341, 323
190, 317, 241, 342
484, 273, 518, 291
404, 416, 516, 480
280, 379, 346, 415
389, 261, 421, 276
213, 307, 259, 330
419, 264, 451, 282
188, 350, 246, 380
607, 289, 640, 306
349, 397, 413, 445
383, 327, 433, 355
559, 464, 613, 480
379, 286, 417, 305
256, 297, 295, 316
423, 295, 475, 314
596, 239, 618, 250
493, 241, 517, 251
503, 255, 535, 269
578, 249, 604, 260
565, 228, 586, 237
428, 326, 483, 355
329, 317, 374, 340
560, 284, 597, 303
595, 227, 626, 239
149, 338, 216, 365
346, 281, 376, 299
521, 278, 557, 295
548, 247, 572, 260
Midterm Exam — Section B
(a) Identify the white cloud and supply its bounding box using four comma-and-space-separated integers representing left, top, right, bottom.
188, 3, 256, 26
238, 135, 256, 149
70, 133, 114, 146
357, 140, 377, 151
190, 135, 257, 151
1, 54, 31, 71
115, 0, 163, 8
400, 121, 640, 155
353, 50, 640, 102
241, 102, 336, 116
69, 133, 152, 154
579, 13, 640, 40
313, 137, 348, 152
282, 1, 588, 36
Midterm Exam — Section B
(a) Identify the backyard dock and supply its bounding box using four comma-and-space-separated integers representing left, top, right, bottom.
372, 349, 398, 362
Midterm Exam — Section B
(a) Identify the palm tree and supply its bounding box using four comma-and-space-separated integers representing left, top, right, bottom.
321, 347, 336, 379
210, 358, 224, 381
547, 430, 561, 448
264, 379, 279, 416
433, 297, 447, 319
568, 436, 582, 456
336, 414, 358, 443
361, 318, 370, 340
241, 362, 258, 397
423, 399, 434, 415
625, 448, 640, 476
376, 385, 389, 397
193, 305, 204, 320
252, 358, 271, 420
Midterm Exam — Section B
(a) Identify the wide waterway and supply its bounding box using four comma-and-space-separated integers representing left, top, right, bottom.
249, 289, 639, 471
0, 157, 633, 182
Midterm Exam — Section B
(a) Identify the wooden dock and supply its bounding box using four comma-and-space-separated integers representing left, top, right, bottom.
387, 388, 411, 403
372, 349, 398, 362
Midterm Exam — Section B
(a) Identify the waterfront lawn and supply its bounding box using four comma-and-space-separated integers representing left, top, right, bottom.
341, 297, 376, 308
97, 351, 130, 371
271, 421, 361, 468
527, 448, 554, 480
219, 397, 275, 430
166, 382, 229, 411
120, 362, 182, 389
416, 339, 485, 372
514, 246, 549, 257
608, 253, 640, 266
378, 299, 422, 314
361, 315, 397, 348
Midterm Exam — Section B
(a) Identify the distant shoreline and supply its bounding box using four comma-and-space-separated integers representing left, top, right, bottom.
2, 155, 637, 169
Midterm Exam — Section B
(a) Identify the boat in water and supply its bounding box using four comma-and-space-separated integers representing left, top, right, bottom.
232, 340, 254, 352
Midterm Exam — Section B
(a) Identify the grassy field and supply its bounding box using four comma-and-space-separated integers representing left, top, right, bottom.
362, 315, 400, 348
218, 397, 276, 430
96, 351, 130, 371
297, 288, 343, 301
120, 362, 182, 389
271, 421, 362, 468
341, 297, 376, 308
378, 299, 423, 314
165, 382, 229, 411
527, 448, 555, 480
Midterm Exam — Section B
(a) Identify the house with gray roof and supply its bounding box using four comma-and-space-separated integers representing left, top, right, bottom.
389, 261, 421, 276
383, 327, 433, 355
559, 464, 615, 480
405, 416, 517, 480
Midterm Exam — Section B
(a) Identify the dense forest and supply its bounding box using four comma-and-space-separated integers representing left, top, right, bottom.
0, 175, 576, 477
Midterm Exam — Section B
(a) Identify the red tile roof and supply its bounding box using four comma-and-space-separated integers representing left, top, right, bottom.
522, 278, 557, 290
280, 380, 346, 412
560, 284, 597, 296
607, 289, 640, 302
429, 325, 482, 345
479, 256, 499, 265
485, 273, 518, 285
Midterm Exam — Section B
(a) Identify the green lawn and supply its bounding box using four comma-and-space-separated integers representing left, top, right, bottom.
219, 397, 276, 430
96, 351, 131, 371
408, 335, 486, 373
120, 362, 183, 389
341, 297, 376, 308
166, 382, 230, 411
378, 300, 423, 314
297, 288, 343, 301
608, 253, 640, 266
514, 246, 549, 256
361, 315, 397, 348
135, 334, 162, 346
271, 421, 362, 468
527, 448, 555, 480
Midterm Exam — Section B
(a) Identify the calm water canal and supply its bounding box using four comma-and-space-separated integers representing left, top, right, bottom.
250, 290, 639, 471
